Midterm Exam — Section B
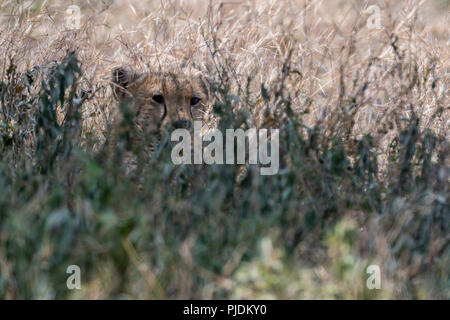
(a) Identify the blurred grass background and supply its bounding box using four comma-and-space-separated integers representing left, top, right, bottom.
0, 0, 448, 299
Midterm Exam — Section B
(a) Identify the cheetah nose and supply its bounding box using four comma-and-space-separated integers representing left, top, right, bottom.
172, 119, 192, 129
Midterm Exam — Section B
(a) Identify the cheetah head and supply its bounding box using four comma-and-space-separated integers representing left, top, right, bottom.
111, 66, 209, 134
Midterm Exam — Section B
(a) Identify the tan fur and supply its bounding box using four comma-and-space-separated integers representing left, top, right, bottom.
107, 66, 209, 164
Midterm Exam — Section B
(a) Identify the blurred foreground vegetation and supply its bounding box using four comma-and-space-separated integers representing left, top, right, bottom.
0, 51, 448, 299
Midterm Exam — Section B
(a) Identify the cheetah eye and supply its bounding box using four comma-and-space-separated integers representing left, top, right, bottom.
190, 97, 201, 106
152, 94, 164, 104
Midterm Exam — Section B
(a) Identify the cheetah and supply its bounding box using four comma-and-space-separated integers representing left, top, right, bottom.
106, 66, 210, 164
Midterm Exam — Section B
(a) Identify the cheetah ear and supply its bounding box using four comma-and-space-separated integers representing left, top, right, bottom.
111, 66, 142, 100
